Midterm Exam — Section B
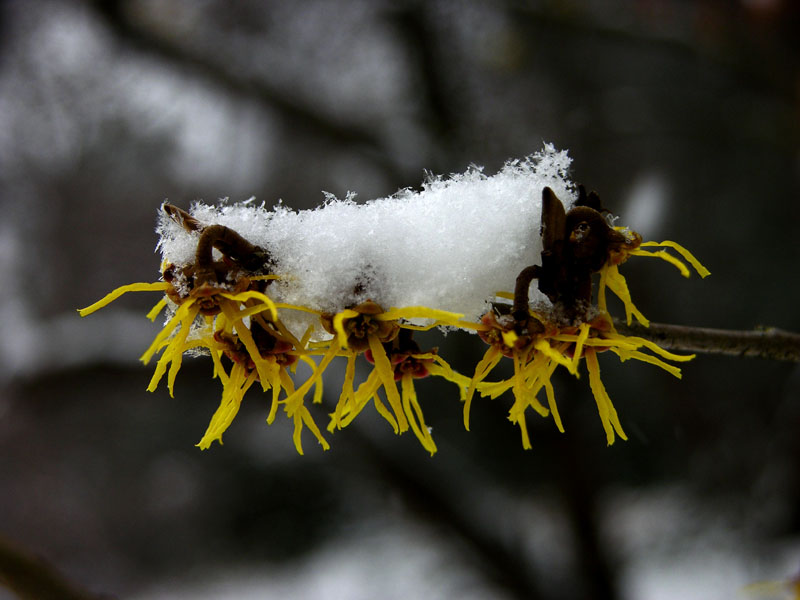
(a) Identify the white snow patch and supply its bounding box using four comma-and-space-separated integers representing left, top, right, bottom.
157, 145, 576, 337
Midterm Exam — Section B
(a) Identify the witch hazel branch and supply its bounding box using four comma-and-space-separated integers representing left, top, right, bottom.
79, 145, 712, 454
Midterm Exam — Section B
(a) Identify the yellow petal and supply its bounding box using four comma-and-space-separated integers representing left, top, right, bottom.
584, 349, 627, 445
330, 353, 357, 430
146, 297, 169, 322
372, 394, 400, 433
282, 343, 339, 414
219, 302, 272, 390
292, 410, 305, 455
296, 406, 330, 453
209, 347, 229, 385
464, 345, 503, 431
401, 373, 437, 455
165, 305, 203, 396
78, 282, 171, 316
572, 322, 591, 371
298, 324, 315, 350
339, 370, 384, 429
368, 335, 408, 432
611, 348, 683, 379
274, 302, 323, 316
267, 370, 282, 424
544, 377, 564, 433
597, 267, 609, 314
220, 290, 278, 321
271, 319, 303, 349
234, 302, 278, 323
630, 249, 690, 278
274, 368, 298, 424
526, 359, 556, 417
478, 377, 514, 400
453, 320, 491, 332
378, 306, 464, 325
279, 368, 296, 395
427, 355, 472, 389
139, 299, 196, 364
639, 240, 710, 278
534, 339, 575, 375
196, 364, 257, 450
618, 335, 696, 363
146, 304, 200, 394
514, 352, 550, 418
511, 410, 532, 450
604, 264, 649, 327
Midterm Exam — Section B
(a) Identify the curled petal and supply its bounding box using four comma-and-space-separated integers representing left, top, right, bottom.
78, 282, 171, 317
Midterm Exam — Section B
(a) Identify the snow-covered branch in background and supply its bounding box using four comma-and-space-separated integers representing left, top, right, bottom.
79, 144, 714, 455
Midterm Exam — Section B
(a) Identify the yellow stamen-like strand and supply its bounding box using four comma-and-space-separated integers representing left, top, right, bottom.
630, 249, 690, 277
146, 297, 169, 322
377, 306, 464, 325
196, 363, 259, 450
639, 240, 711, 278
140, 300, 196, 365
220, 302, 272, 391
572, 322, 591, 371
401, 373, 437, 455
464, 345, 503, 430
220, 290, 278, 321
602, 264, 649, 326
145, 304, 201, 394
584, 349, 627, 445
78, 282, 171, 317
367, 335, 408, 432
282, 343, 339, 414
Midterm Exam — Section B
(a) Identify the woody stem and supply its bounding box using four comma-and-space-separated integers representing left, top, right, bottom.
613, 320, 800, 362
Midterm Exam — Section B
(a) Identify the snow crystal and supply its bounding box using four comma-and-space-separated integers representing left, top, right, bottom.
156, 144, 576, 332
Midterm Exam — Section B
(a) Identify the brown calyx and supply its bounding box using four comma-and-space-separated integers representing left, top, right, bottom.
478, 310, 547, 358
162, 262, 251, 316
365, 329, 435, 380
321, 300, 400, 352
214, 322, 297, 375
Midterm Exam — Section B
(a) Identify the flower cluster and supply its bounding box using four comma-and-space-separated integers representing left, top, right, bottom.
79, 151, 708, 454
458, 185, 710, 448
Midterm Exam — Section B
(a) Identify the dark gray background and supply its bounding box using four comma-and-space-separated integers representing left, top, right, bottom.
1, 1, 798, 599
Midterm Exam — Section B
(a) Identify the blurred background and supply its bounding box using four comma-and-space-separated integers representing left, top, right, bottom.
1, 1, 799, 599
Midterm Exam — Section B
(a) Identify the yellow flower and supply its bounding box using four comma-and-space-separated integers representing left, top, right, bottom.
79, 207, 338, 453
464, 187, 711, 449
282, 300, 466, 455
192, 292, 329, 452
337, 328, 464, 456
465, 308, 695, 449
78, 271, 324, 451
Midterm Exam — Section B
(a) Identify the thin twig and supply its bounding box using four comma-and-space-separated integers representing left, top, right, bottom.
613, 319, 800, 362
